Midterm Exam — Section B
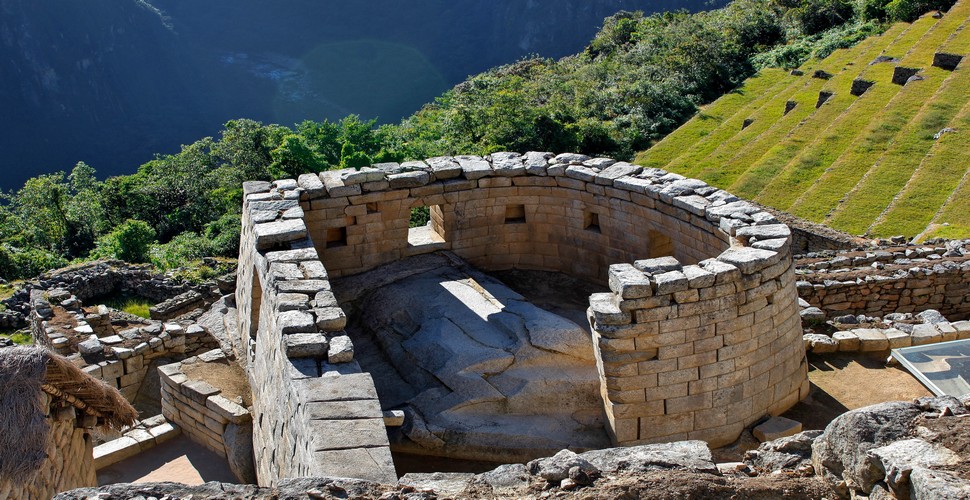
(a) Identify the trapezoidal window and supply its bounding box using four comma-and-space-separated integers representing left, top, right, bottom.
648, 229, 674, 258
408, 204, 446, 249
505, 204, 526, 224
584, 211, 601, 233
326, 227, 348, 248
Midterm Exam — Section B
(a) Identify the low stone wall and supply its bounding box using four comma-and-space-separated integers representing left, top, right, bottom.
159, 351, 255, 483
93, 416, 180, 469
804, 320, 970, 354
236, 151, 808, 463
796, 245, 970, 320
0, 394, 97, 499
150, 290, 206, 321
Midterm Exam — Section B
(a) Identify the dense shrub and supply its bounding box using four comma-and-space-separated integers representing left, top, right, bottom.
92, 219, 157, 263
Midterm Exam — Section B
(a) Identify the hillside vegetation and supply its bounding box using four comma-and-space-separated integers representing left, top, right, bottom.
636, 0, 970, 240
0, 0, 952, 280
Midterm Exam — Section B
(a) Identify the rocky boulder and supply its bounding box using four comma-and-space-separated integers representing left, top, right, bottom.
745, 430, 822, 473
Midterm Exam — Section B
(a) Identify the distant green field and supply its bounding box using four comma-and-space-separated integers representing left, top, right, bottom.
636, 6, 970, 239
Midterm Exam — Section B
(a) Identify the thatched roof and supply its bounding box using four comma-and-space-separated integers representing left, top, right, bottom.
0, 347, 137, 480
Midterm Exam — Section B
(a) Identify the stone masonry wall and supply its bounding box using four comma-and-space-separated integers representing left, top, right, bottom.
235, 181, 396, 486
796, 248, 970, 320
236, 151, 807, 456
0, 394, 97, 499
159, 351, 255, 483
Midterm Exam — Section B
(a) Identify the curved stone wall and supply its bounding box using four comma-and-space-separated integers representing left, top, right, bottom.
236, 152, 808, 481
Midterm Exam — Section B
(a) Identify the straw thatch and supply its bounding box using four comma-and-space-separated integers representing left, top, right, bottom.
0, 347, 136, 480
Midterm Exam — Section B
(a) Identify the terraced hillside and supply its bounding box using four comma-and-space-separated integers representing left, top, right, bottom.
635, 1, 970, 241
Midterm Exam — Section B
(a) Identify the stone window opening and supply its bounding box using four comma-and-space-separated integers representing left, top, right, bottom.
648, 229, 674, 258
250, 265, 262, 340
408, 205, 446, 248
366, 202, 379, 214
326, 227, 348, 248
584, 211, 601, 233
505, 204, 526, 224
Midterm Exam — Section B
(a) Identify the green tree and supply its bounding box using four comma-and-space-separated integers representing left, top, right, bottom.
93, 219, 157, 263
339, 142, 373, 170
269, 134, 324, 179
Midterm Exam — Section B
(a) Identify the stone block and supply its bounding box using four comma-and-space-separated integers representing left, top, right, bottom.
306, 400, 384, 420
206, 395, 251, 424
634, 256, 681, 274
181, 380, 221, 405
911, 324, 942, 346
590, 293, 632, 325
300, 373, 380, 402
426, 156, 463, 179
753, 416, 801, 442
328, 335, 355, 363
952, 320, 970, 340
253, 219, 308, 250
608, 264, 652, 299
717, 247, 778, 274
314, 307, 348, 332
277, 310, 316, 335
833, 331, 860, 351
884, 328, 912, 349
682, 265, 716, 289
310, 447, 397, 484
387, 171, 431, 189
853, 328, 889, 352
285, 333, 329, 359
309, 418, 389, 451
654, 271, 689, 295
456, 155, 492, 180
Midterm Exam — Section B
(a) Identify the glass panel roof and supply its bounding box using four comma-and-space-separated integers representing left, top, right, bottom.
892, 339, 970, 397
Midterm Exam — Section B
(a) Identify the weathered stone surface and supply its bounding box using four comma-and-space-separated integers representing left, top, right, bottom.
717, 247, 778, 274
854, 328, 889, 352
917, 309, 947, 325
527, 449, 599, 483
425, 156, 463, 179
805, 334, 838, 353
476, 463, 531, 495
456, 155, 492, 180
800, 307, 826, 322
490, 152, 526, 177
277, 310, 315, 334
327, 335, 354, 363
745, 430, 822, 473
654, 270, 689, 295
909, 467, 970, 500
812, 401, 923, 493
634, 256, 681, 274
911, 324, 942, 346
400, 472, 476, 496
314, 307, 347, 332
580, 441, 718, 474
753, 416, 802, 442
387, 170, 431, 189
863, 438, 961, 495
285, 333, 328, 358
833, 331, 860, 351
253, 219, 307, 250
223, 422, 257, 484
608, 264, 652, 299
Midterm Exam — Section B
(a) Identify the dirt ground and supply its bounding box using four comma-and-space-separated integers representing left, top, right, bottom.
96, 435, 237, 486
785, 352, 932, 430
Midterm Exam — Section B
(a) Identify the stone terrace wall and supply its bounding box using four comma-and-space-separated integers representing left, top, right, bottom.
796, 244, 970, 319
235, 183, 396, 486
0, 394, 97, 499
237, 151, 808, 454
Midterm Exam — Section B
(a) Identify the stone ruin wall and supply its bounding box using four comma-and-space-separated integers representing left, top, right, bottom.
235, 150, 808, 482
236, 192, 396, 486
0, 393, 97, 500
796, 251, 970, 320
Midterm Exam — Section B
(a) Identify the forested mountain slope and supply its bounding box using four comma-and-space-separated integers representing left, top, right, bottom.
0, 0, 715, 190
